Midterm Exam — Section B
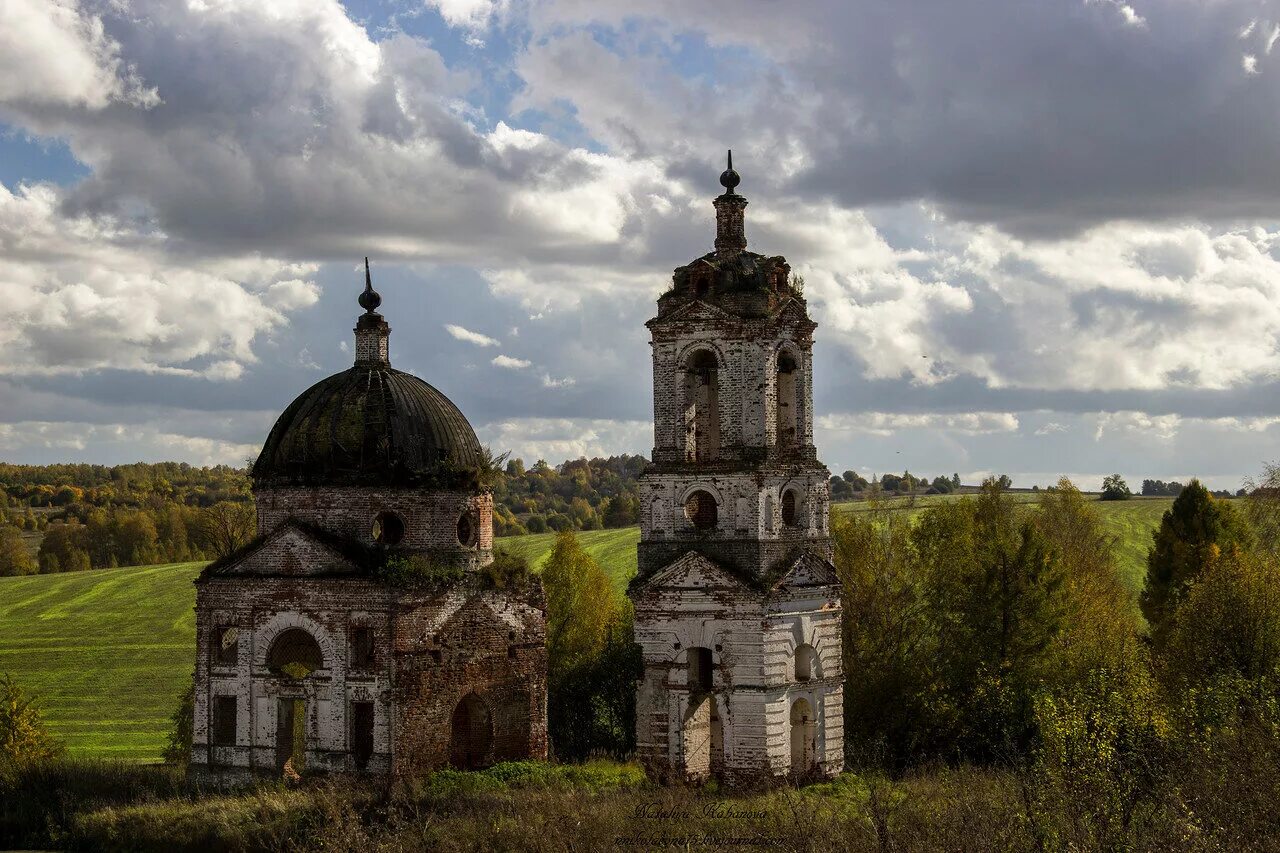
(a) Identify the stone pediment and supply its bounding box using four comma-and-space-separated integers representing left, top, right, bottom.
200, 518, 366, 578
646, 299, 734, 328
770, 551, 839, 592
632, 550, 748, 594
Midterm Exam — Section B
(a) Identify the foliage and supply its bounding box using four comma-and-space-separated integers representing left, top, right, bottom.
0, 525, 34, 577
542, 532, 616, 679
540, 531, 638, 760
380, 554, 464, 589
193, 501, 255, 560
1027, 665, 1168, 849
1141, 478, 1184, 497
1100, 473, 1131, 501
917, 480, 1067, 760
1243, 460, 1280, 560
480, 549, 531, 590
1033, 479, 1142, 678
546, 606, 643, 761
161, 680, 194, 765
1141, 479, 1251, 648
489, 455, 647, 536
0, 674, 63, 779
1163, 548, 1280, 690
831, 498, 936, 767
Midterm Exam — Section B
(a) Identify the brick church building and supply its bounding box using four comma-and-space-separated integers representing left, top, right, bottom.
629, 155, 845, 786
188, 264, 547, 783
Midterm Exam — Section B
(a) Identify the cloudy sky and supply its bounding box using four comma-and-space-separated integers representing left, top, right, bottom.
3, 0, 1280, 489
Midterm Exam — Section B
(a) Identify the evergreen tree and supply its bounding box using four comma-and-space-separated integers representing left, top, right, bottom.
1141, 479, 1251, 647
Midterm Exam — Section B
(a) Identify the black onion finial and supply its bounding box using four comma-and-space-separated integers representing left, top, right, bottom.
358, 256, 382, 313
719, 149, 741, 195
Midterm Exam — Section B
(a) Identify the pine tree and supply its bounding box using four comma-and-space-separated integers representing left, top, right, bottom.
1142, 479, 1251, 647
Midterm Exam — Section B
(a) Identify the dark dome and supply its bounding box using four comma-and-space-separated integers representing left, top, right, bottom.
252, 365, 484, 489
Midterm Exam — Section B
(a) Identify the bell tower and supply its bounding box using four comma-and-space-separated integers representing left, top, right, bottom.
629, 153, 844, 786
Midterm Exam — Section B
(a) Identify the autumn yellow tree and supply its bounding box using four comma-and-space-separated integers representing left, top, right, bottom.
541, 531, 615, 678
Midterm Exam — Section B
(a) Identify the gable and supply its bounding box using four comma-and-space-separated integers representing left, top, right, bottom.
204, 520, 364, 578
632, 551, 747, 594
646, 299, 734, 328
770, 552, 839, 593
432, 592, 543, 647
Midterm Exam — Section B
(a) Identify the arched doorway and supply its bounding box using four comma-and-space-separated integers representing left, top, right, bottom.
450, 693, 493, 769
267, 628, 324, 773
790, 698, 817, 775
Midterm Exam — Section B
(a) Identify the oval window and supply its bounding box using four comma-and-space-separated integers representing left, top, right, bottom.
372, 511, 405, 545
457, 512, 477, 547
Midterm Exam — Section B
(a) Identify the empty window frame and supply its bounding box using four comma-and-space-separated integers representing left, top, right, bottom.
212, 696, 238, 747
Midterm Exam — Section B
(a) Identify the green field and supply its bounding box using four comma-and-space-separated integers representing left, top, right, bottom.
495, 528, 640, 592
0, 532, 641, 761
0, 500, 1172, 761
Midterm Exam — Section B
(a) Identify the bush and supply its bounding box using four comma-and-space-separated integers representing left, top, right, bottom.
480, 550, 531, 590
0, 674, 63, 779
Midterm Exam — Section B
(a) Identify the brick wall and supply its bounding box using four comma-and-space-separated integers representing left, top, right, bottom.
255, 486, 494, 561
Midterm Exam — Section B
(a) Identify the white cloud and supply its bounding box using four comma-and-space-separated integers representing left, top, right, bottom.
0, 0, 158, 109
541, 373, 576, 388
445, 324, 500, 347
0, 421, 259, 466
1035, 422, 1068, 436
1093, 411, 1182, 442
477, 417, 650, 462
491, 354, 531, 369
0, 183, 318, 379
425, 0, 507, 30
817, 411, 1020, 436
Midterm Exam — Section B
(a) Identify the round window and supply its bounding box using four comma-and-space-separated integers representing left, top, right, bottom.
372, 511, 405, 545
457, 512, 477, 547
684, 490, 718, 530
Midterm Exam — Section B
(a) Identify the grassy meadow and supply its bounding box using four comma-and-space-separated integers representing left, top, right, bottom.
0, 496, 1175, 761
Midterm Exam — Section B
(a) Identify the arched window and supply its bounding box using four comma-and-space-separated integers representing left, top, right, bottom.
683, 350, 721, 462
268, 628, 323, 677
781, 489, 799, 528
775, 352, 799, 448
794, 644, 819, 682
372, 511, 405, 545
685, 491, 718, 530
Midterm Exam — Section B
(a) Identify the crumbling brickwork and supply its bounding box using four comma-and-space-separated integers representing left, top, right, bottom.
630, 165, 844, 787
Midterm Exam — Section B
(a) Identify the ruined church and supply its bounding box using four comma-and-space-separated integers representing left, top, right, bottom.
629, 156, 844, 785
189, 266, 547, 783
188, 153, 840, 788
